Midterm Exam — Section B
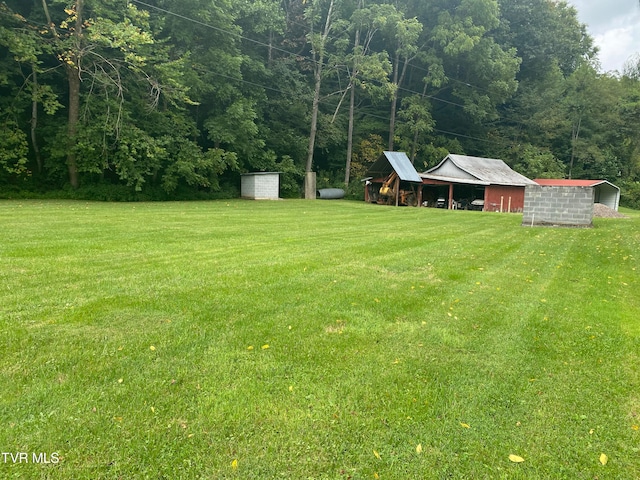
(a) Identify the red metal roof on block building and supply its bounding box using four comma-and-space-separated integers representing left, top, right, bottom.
534, 179, 606, 187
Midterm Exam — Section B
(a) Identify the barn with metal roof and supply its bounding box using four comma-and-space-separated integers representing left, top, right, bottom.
365, 152, 423, 206
420, 154, 536, 212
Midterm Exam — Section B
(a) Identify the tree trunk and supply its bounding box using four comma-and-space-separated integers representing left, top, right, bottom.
30, 66, 42, 173
388, 54, 400, 151
410, 83, 429, 164
410, 127, 419, 164
568, 115, 581, 179
67, 66, 80, 188
305, 0, 335, 199
41, 0, 82, 187
345, 12, 361, 188
65, 0, 84, 189
344, 84, 356, 187
389, 51, 411, 151
306, 67, 322, 175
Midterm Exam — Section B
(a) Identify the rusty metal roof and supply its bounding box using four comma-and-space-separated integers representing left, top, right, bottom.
424, 154, 536, 186
534, 179, 619, 190
366, 151, 422, 183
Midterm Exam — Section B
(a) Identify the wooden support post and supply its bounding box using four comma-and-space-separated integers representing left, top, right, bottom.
395, 176, 400, 206
304, 172, 316, 200
448, 184, 454, 209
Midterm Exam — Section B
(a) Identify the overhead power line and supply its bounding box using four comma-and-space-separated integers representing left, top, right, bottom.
128, 0, 507, 146
129, 0, 322, 67
8, 0, 497, 103
129, 0, 472, 109
8, 0, 504, 146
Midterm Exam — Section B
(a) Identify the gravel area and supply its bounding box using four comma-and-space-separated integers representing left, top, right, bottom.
593, 203, 627, 218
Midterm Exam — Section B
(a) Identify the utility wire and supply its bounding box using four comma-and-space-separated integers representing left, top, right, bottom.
194, 68, 293, 96
129, 0, 471, 109
129, 0, 324, 67
353, 110, 495, 144
191, 63, 494, 145
123, 3, 506, 142
8, 0, 506, 145
7, 0, 498, 101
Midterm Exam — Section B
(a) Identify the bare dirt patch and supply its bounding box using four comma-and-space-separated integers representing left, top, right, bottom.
593, 203, 627, 218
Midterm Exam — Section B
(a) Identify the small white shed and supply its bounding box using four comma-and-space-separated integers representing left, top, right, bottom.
241, 172, 280, 200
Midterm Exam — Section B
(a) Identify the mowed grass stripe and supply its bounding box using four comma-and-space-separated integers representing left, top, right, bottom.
0, 199, 638, 478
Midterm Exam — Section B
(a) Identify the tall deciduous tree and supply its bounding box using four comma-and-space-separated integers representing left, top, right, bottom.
37, 0, 159, 187
340, 1, 392, 185
0, 0, 638, 202
1, 6, 36, 183
384, 10, 422, 150
431, 0, 519, 122
304, 0, 339, 198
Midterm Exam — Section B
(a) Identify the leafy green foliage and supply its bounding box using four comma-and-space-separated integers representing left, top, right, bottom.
87, 5, 155, 65
161, 144, 239, 193
512, 144, 566, 180
620, 180, 640, 208
349, 133, 385, 181
0, 121, 29, 176
0, 0, 638, 197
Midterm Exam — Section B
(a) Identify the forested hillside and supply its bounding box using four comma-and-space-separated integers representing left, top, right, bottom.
1, 0, 640, 204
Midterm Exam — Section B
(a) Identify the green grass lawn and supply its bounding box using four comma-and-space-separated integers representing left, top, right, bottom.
1, 199, 638, 479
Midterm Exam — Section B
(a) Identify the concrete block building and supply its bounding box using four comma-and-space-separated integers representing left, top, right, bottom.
241, 172, 280, 200
522, 185, 594, 227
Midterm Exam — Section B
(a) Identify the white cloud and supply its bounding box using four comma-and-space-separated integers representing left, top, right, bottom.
568, 0, 640, 72
595, 25, 637, 72
569, 0, 631, 28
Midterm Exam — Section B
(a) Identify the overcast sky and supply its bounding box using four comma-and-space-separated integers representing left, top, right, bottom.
568, 0, 640, 72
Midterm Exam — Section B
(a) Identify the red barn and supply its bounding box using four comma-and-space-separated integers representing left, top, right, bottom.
420, 154, 536, 212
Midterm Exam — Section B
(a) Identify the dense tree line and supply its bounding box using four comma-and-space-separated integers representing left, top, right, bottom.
1, 0, 639, 205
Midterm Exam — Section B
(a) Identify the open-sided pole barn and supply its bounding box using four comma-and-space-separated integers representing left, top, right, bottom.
419, 154, 537, 212
365, 152, 423, 206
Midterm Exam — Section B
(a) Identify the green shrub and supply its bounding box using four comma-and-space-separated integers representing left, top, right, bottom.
620, 180, 640, 209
